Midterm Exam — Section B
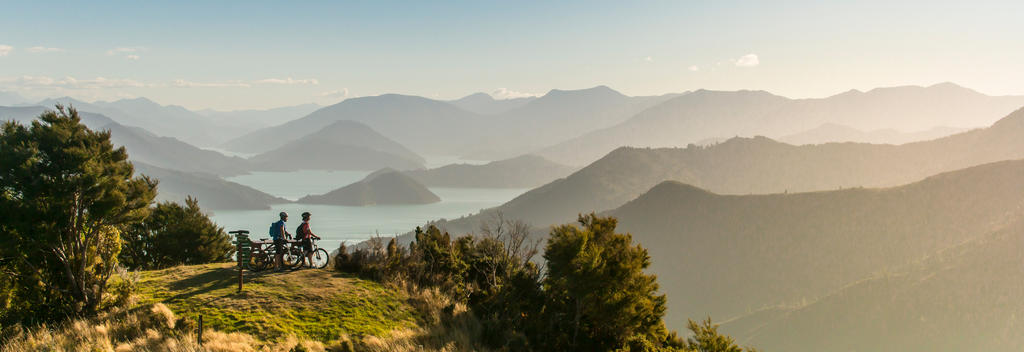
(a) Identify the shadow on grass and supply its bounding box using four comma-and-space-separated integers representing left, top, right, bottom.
165, 266, 238, 302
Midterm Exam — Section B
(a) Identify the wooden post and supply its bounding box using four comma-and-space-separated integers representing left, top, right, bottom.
198, 314, 203, 346
238, 238, 243, 293
230, 230, 250, 293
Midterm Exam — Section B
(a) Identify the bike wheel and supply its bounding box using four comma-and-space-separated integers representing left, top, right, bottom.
283, 245, 303, 269
311, 248, 329, 269
250, 253, 268, 272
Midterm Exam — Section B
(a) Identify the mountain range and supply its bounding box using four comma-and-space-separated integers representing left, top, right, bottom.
298, 168, 440, 206
134, 162, 287, 210
538, 83, 1024, 165
419, 105, 1024, 242
248, 120, 425, 171
609, 159, 1024, 331
404, 154, 576, 188
779, 123, 968, 145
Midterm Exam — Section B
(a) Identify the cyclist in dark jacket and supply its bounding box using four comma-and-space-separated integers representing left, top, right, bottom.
272, 212, 292, 270
296, 212, 321, 268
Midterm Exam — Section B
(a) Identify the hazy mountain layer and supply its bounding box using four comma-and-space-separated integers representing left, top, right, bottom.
134, 162, 287, 211
104, 122, 250, 176
413, 106, 1024, 245
779, 123, 968, 145
38, 97, 225, 147
196, 103, 322, 137
609, 159, 1024, 330
298, 169, 440, 206
459, 86, 682, 160
540, 83, 1024, 165
1, 105, 114, 129
449, 92, 536, 115
723, 218, 1024, 352
404, 154, 576, 188
222, 94, 481, 155
248, 120, 425, 171
2, 106, 249, 176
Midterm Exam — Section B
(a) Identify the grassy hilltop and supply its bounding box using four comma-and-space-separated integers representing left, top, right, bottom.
133, 263, 418, 342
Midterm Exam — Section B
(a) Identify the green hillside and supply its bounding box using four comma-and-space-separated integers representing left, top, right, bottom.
608, 159, 1024, 330
724, 219, 1024, 352
133, 263, 418, 342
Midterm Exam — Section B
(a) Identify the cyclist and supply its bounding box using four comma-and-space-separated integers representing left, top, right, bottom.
271, 211, 292, 270
296, 211, 322, 268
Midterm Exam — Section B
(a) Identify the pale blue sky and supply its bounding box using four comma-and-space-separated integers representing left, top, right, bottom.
1, 0, 1022, 110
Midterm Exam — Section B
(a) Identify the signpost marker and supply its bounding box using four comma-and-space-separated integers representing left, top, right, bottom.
230, 230, 251, 293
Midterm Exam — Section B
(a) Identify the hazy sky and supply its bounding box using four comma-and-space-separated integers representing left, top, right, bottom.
1, 0, 1022, 110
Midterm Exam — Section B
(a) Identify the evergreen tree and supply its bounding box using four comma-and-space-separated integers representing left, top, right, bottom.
0, 106, 156, 323
120, 197, 234, 270
541, 213, 671, 351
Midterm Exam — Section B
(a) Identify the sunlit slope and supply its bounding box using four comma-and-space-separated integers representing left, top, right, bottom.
454, 106, 1024, 234
609, 159, 1024, 329
724, 219, 1024, 352
135, 263, 418, 342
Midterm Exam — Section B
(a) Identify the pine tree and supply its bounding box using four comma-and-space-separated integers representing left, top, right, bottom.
0, 106, 156, 323
542, 213, 671, 351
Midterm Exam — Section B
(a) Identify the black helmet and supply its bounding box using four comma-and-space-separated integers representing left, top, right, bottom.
301, 212, 311, 219
279, 211, 288, 219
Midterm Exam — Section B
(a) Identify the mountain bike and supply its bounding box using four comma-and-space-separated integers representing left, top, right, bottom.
293, 238, 329, 269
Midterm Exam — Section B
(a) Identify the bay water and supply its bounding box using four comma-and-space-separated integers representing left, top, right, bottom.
210, 169, 527, 251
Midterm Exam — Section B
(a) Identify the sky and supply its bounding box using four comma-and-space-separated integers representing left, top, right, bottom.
1, 0, 1022, 110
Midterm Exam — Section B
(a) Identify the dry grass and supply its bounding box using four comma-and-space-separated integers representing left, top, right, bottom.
2, 265, 493, 352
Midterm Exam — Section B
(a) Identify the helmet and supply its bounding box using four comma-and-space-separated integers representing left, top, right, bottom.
279, 212, 288, 219
301, 212, 311, 219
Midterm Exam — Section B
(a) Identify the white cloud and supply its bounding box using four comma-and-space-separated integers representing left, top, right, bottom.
688, 65, 699, 72
0, 45, 12, 56
491, 88, 539, 99
644, 56, 653, 62
255, 77, 319, 85
735, 54, 759, 67
107, 47, 145, 60
171, 79, 251, 88
319, 89, 350, 98
27, 46, 64, 53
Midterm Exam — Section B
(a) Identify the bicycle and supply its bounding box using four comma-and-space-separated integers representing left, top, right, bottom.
248, 237, 303, 271
293, 238, 329, 270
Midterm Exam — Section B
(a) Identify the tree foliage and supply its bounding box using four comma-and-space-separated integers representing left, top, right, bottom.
120, 197, 235, 270
332, 213, 732, 351
542, 213, 673, 351
0, 106, 156, 323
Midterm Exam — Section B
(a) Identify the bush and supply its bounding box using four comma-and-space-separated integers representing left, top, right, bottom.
120, 197, 235, 270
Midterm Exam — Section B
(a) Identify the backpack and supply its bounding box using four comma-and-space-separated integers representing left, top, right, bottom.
269, 221, 283, 241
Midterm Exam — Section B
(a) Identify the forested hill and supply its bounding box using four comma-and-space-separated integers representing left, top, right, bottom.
723, 218, 1024, 352
435, 106, 1024, 236
609, 159, 1024, 333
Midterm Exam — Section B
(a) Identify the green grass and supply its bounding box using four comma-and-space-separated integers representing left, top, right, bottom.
133, 262, 418, 342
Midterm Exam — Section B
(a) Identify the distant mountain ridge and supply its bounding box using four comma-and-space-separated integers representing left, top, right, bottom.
298, 168, 440, 206
609, 159, 1024, 329
248, 120, 425, 171
222, 94, 481, 155
418, 106, 1024, 240
134, 162, 287, 211
539, 83, 1024, 165
721, 217, 1024, 352
779, 123, 968, 145
404, 154, 576, 188
449, 92, 536, 115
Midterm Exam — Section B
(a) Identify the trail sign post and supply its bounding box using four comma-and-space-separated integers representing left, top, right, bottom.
230, 230, 251, 292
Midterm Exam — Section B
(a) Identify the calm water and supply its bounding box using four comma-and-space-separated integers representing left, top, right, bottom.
213, 170, 527, 250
